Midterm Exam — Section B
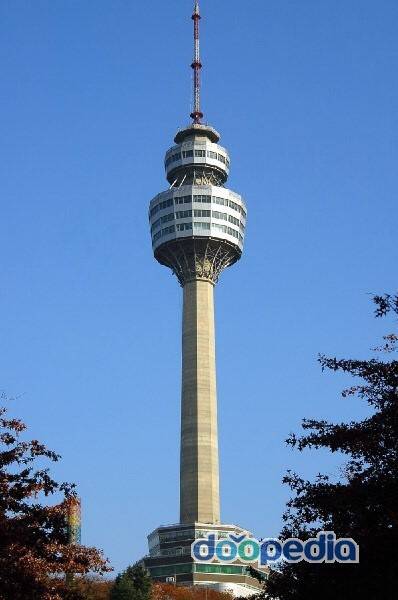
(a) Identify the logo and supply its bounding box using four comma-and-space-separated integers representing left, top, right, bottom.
191, 532, 359, 565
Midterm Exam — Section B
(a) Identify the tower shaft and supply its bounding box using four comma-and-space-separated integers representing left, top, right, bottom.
180, 279, 220, 524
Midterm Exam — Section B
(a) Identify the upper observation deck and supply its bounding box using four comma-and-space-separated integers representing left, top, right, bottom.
164, 124, 230, 186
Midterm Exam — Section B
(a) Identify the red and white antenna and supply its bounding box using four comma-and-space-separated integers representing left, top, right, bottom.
190, 0, 203, 124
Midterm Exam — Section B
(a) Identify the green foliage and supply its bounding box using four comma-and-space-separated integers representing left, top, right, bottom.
266, 293, 398, 600
110, 564, 151, 600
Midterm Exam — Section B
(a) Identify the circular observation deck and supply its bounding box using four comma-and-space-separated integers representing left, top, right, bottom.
148, 184, 247, 285
165, 142, 230, 185
149, 185, 246, 252
165, 124, 230, 185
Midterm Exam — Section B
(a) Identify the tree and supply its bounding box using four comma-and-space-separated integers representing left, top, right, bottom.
0, 397, 110, 600
72, 575, 113, 600
152, 582, 232, 600
110, 563, 151, 600
266, 294, 398, 600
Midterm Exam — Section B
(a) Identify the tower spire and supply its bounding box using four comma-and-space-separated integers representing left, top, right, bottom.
190, 0, 203, 124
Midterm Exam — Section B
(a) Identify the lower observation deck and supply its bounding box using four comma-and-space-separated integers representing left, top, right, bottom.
149, 185, 247, 255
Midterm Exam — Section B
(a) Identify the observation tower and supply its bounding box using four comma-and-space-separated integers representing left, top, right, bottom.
143, 3, 263, 596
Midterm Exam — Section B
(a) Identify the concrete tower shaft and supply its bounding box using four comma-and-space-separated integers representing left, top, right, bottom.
181, 279, 219, 524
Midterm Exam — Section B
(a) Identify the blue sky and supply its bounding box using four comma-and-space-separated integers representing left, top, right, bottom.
1, 0, 397, 573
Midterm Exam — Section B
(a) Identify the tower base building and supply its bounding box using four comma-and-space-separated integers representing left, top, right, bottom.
144, 523, 265, 597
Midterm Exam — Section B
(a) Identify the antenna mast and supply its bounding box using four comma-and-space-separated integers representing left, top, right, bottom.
190, 0, 203, 124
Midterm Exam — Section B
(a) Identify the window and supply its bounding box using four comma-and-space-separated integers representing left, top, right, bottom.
194, 209, 210, 218
212, 223, 227, 233
150, 199, 173, 215
158, 198, 173, 211
158, 528, 195, 542
161, 212, 174, 224
194, 222, 210, 231
240, 221, 245, 232
149, 564, 193, 577
172, 153, 181, 162
193, 195, 211, 203
195, 149, 206, 157
229, 200, 239, 212
182, 150, 194, 158
213, 196, 227, 206
176, 223, 193, 232
162, 225, 175, 236
212, 223, 240, 240
207, 150, 218, 159
176, 210, 192, 219
228, 215, 240, 227
152, 231, 162, 242
174, 195, 191, 205
160, 547, 183, 557
227, 226, 239, 239
151, 218, 161, 233
218, 154, 226, 164
195, 564, 244, 575
212, 211, 228, 221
